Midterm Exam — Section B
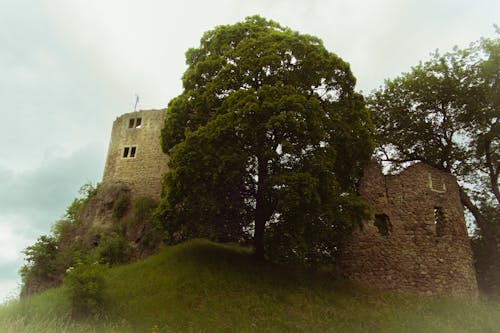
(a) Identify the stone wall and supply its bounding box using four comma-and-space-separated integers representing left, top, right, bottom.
337, 162, 478, 297
102, 109, 169, 200
101, 110, 479, 297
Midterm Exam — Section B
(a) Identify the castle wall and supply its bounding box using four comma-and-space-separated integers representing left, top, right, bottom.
338, 162, 478, 297
101, 109, 478, 297
102, 109, 169, 200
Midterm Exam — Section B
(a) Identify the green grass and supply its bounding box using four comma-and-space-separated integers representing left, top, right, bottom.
1, 239, 499, 332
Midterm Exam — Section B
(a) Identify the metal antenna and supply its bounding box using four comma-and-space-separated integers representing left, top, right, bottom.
134, 94, 139, 111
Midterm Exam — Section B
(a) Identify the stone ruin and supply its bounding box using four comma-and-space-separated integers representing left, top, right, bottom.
101, 110, 479, 297
338, 162, 478, 297
102, 109, 169, 200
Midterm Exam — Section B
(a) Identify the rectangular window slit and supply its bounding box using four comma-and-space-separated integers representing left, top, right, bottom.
123, 147, 130, 158
434, 207, 445, 236
135, 118, 142, 128
130, 146, 136, 158
128, 119, 135, 128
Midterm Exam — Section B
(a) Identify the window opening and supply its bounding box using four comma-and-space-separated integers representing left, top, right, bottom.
428, 173, 446, 193
434, 207, 445, 236
130, 146, 136, 158
128, 117, 142, 129
123, 147, 130, 158
374, 214, 392, 236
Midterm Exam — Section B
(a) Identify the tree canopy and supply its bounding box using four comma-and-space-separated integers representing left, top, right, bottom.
159, 16, 373, 263
368, 33, 499, 293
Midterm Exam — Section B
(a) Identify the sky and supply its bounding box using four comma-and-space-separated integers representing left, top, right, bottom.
0, 0, 498, 302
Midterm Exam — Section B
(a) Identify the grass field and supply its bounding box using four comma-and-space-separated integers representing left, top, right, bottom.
1, 239, 499, 332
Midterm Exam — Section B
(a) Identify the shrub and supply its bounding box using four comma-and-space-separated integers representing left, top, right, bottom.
97, 233, 132, 265
113, 191, 130, 220
66, 182, 100, 224
131, 197, 163, 251
64, 259, 107, 318
20, 235, 59, 291
132, 197, 157, 221
20, 182, 101, 295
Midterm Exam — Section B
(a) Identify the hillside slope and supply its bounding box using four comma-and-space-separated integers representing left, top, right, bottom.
1, 239, 499, 332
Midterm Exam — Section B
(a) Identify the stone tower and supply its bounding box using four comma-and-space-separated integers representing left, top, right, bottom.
102, 109, 169, 200
338, 162, 478, 297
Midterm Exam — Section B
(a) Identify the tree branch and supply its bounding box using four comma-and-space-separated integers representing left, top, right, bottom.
459, 186, 490, 237
484, 139, 500, 204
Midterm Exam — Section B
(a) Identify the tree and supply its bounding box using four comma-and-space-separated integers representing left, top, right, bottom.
368, 33, 499, 293
159, 16, 373, 263
19, 235, 59, 295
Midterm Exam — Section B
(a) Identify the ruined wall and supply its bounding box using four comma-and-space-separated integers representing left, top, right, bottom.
338, 162, 478, 297
101, 110, 478, 297
102, 109, 169, 200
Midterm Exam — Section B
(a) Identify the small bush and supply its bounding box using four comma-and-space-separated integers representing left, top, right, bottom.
98, 233, 132, 265
64, 259, 107, 318
113, 191, 130, 220
131, 197, 162, 251
133, 197, 158, 221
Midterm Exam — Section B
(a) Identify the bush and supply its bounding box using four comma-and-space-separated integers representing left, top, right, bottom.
132, 197, 163, 251
64, 259, 107, 318
113, 191, 130, 220
19, 235, 59, 294
132, 197, 157, 221
66, 182, 100, 224
97, 233, 132, 265
20, 182, 101, 295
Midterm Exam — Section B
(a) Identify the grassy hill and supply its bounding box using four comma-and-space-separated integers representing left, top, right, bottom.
1, 239, 499, 332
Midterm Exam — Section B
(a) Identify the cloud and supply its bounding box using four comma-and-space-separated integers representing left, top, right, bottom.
0, 218, 33, 264
0, 144, 105, 222
0, 144, 105, 298
1, 0, 498, 301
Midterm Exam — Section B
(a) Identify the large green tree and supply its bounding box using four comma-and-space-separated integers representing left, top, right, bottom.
159, 16, 373, 263
368, 33, 499, 293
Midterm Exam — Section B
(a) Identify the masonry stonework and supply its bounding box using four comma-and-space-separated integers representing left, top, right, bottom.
101, 110, 478, 297
102, 109, 169, 200
338, 162, 478, 297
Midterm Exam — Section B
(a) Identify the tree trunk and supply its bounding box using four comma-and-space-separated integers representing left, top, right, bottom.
459, 186, 490, 237
253, 157, 268, 260
484, 139, 500, 205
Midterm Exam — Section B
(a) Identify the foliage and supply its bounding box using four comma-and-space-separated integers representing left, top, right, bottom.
159, 16, 373, 262
130, 196, 157, 224
19, 235, 59, 286
97, 232, 132, 265
64, 259, 108, 318
112, 191, 130, 220
68, 182, 100, 223
20, 183, 100, 295
3, 240, 500, 332
130, 197, 163, 251
368, 33, 499, 294
471, 202, 500, 295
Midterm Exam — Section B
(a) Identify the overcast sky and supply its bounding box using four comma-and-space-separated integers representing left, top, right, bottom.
0, 0, 498, 301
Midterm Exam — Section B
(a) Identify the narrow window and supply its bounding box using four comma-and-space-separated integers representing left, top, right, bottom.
135, 117, 142, 128
129, 119, 135, 128
374, 214, 392, 236
428, 173, 446, 193
130, 146, 136, 158
123, 147, 130, 158
434, 207, 445, 236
